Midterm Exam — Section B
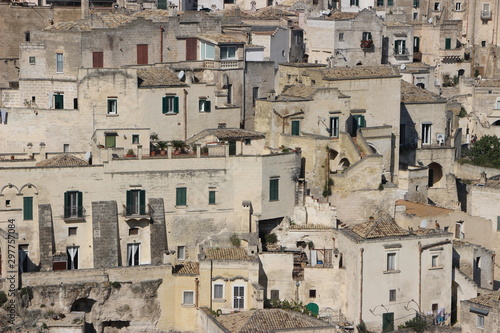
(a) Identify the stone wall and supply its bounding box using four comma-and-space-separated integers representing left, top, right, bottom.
92, 201, 119, 268
38, 204, 54, 272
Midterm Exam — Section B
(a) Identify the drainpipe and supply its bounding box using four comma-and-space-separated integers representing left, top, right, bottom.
210, 260, 213, 310
183, 89, 188, 141
359, 248, 364, 324
159, 26, 164, 63
418, 241, 422, 312
195, 278, 200, 309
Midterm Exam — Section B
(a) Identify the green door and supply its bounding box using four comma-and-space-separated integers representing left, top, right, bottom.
382, 312, 394, 332
54, 94, 64, 109
229, 141, 237, 155
445, 38, 452, 50
158, 0, 167, 9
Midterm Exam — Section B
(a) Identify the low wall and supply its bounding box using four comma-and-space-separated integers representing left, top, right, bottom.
455, 163, 500, 180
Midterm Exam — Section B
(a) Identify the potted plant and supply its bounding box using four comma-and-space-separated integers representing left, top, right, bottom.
157, 141, 168, 155
171, 140, 187, 154
125, 149, 136, 157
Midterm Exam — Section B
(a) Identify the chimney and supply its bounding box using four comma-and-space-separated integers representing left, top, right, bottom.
480, 171, 487, 185
168, 2, 178, 16
81, 0, 90, 19
39, 142, 46, 161
267, 90, 276, 101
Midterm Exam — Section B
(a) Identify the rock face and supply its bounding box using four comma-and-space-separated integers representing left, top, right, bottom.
5, 279, 163, 332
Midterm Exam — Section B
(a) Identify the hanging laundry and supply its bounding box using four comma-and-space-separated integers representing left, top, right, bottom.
0, 109, 7, 124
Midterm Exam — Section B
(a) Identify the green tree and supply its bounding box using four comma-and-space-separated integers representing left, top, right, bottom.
464, 135, 500, 168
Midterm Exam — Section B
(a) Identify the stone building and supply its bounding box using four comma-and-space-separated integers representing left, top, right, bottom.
460, 290, 500, 333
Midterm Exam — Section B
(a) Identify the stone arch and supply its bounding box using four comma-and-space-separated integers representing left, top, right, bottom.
0, 184, 20, 195
339, 158, 350, 169
19, 183, 39, 195
428, 162, 443, 187
71, 298, 96, 313
368, 144, 378, 154
492, 119, 500, 126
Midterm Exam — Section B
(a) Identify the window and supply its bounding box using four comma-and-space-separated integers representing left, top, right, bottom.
497, 216, 500, 231
253, 87, 259, 106
387, 0, 393, 5
74, 98, 78, 109
209, 190, 216, 205
477, 314, 484, 328
132, 135, 139, 144
25, 31, 30, 42
178, 246, 186, 260
107, 98, 117, 115
389, 289, 396, 301
445, 38, 452, 50
176, 187, 187, 206
386, 252, 397, 271
395, 40, 407, 55
64, 191, 83, 218
54, 93, 64, 109
105, 133, 117, 148
413, 12, 418, 20
68, 227, 77, 236
350, 0, 359, 5
482, 41, 487, 47
455, 2, 461, 10
233, 286, 244, 309
126, 189, 146, 215
309, 289, 316, 298
129, 227, 139, 236
183, 291, 194, 305
339, 32, 345, 41
269, 178, 279, 201
162, 96, 179, 114
330, 117, 339, 138
186, 38, 197, 61
67, 246, 79, 270
291, 120, 300, 136
214, 284, 224, 299
137, 44, 148, 64
431, 255, 439, 267
56, 53, 63, 73
93, 51, 103, 68
199, 99, 211, 112
229, 141, 237, 155
434, 2, 440, 10
422, 123, 432, 145
63, 144, 70, 152
23, 197, 33, 221
270, 290, 280, 300
19, 245, 29, 273
200, 41, 215, 60
221, 46, 236, 60
413, 0, 419, 7
377, 0, 383, 6
227, 84, 233, 105
127, 243, 140, 266
400, 123, 406, 146
353, 114, 366, 131
29, 56, 35, 65
362, 32, 372, 41
414, 37, 420, 52
5, 200, 10, 207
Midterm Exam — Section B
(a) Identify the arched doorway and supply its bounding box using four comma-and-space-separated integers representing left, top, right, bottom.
71, 298, 96, 313
428, 162, 443, 187
339, 158, 350, 170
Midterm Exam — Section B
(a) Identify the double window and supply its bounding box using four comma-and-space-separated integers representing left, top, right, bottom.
126, 189, 146, 216
199, 99, 211, 112
330, 117, 339, 138
395, 40, 407, 55
64, 191, 83, 218
350, 0, 359, 6
445, 38, 452, 50
413, 0, 419, 8
377, 0, 384, 6
221, 46, 237, 60
162, 96, 179, 114
127, 243, 140, 266
233, 286, 245, 309
422, 123, 432, 145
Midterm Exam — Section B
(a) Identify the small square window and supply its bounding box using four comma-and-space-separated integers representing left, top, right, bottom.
178, 246, 186, 260
29, 56, 36, 65
431, 255, 439, 267
434, 2, 440, 10
220, 46, 236, 60
132, 135, 140, 144
389, 289, 396, 301
199, 99, 211, 112
183, 291, 194, 305
455, 2, 461, 11
6, 200, 11, 207
309, 289, 316, 298
482, 41, 487, 47
129, 227, 139, 236
244, 139, 251, 145
271, 289, 280, 300
68, 227, 77, 236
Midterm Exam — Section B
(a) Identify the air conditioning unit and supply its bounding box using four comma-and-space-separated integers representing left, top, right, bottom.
436, 134, 445, 145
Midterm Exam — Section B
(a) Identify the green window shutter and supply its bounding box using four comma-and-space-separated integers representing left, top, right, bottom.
126, 190, 132, 215
176, 187, 187, 206
162, 96, 167, 114
445, 38, 451, 50
209, 190, 216, 204
139, 190, 146, 215
174, 96, 179, 114
77, 191, 83, 217
270, 179, 279, 201
387, 0, 393, 5
23, 197, 33, 220
64, 191, 70, 218
205, 100, 211, 112
497, 216, 500, 231
360, 115, 366, 128
291, 120, 300, 136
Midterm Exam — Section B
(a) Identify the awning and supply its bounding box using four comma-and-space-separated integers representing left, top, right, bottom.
470, 307, 489, 315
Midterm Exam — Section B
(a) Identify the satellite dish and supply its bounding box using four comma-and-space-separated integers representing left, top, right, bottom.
420, 219, 428, 228
400, 64, 406, 70
178, 70, 185, 81
85, 151, 91, 160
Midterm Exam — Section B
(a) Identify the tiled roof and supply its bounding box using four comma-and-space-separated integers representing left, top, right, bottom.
467, 291, 500, 308
172, 261, 199, 275
204, 248, 254, 260
290, 223, 333, 230
199, 34, 247, 44
401, 80, 446, 103
350, 218, 409, 239
321, 66, 399, 80
217, 309, 331, 332
36, 154, 88, 167
45, 14, 135, 31
477, 79, 500, 87
251, 6, 296, 19
187, 128, 265, 144
395, 200, 452, 217
281, 85, 318, 99
137, 67, 186, 87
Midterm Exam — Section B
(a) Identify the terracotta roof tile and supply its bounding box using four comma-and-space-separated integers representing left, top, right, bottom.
467, 291, 500, 308
217, 309, 331, 332
321, 66, 399, 80
137, 67, 186, 87
204, 248, 254, 260
401, 81, 446, 103
395, 200, 452, 217
187, 128, 265, 144
281, 85, 318, 99
290, 224, 333, 230
350, 218, 409, 239
172, 261, 199, 275
477, 79, 500, 87
36, 154, 89, 167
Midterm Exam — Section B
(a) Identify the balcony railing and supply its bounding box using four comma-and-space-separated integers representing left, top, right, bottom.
481, 10, 492, 20
203, 60, 243, 70
63, 206, 85, 220
394, 48, 410, 56
123, 204, 152, 219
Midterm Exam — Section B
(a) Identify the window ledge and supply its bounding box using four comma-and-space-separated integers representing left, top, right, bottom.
163, 112, 178, 116
107, 114, 119, 117
175, 205, 188, 209
383, 270, 401, 274
124, 214, 151, 221
429, 266, 443, 270
181, 303, 195, 308
64, 217, 86, 223
213, 298, 226, 303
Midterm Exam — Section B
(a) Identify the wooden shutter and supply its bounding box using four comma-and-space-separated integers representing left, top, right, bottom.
126, 190, 132, 215
137, 44, 148, 65
205, 100, 211, 112
497, 216, 500, 231
176, 188, 186, 206
186, 38, 197, 61
173, 96, 179, 113
445, 38, 451, 50
77, 191, 83, 217
92, 52, 103, 68
23, 197, 33, 220
209, 191, 216, 204
162, 96, 167, 114
139, 190, 146, 215
292, 120, 300, 135
64, 192, 70, 218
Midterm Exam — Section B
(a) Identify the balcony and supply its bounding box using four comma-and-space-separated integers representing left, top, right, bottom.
439, 48, 464, 63
203, 60, 243, 70
123, 204, 152, 221
481, 10, 492, 21
360, 39, 374, 52
63, 206, 86, 222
